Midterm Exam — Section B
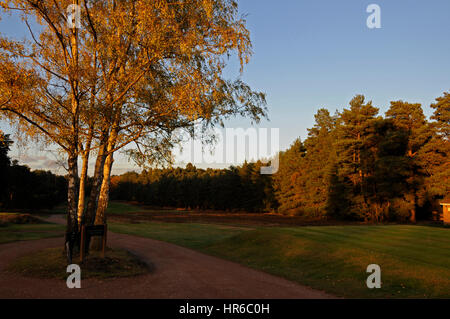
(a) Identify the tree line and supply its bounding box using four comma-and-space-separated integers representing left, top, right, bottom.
110, 93, 449, 222
274, 94, 449, 222
0, 132, 67, 210
110, 162, 276, 212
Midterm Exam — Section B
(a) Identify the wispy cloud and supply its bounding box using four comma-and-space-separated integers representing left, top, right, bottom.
13, 154, 63, 173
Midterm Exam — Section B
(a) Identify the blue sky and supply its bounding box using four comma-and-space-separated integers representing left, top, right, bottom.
1, 0, 450, 173
229, 0, 450, 147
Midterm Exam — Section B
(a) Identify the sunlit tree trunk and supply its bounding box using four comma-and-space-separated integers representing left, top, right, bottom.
410, 209, 416, 223
95, 152, 114, 225
67, 0, 80, 236
410, 192, 417, 223
77, 126, 94, 225
85, 138, 107, 225
91, 126, 117, 250
95, 124, 119, 224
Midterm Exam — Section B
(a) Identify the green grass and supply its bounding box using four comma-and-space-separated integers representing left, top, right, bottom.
110, 222, 450, 298
110, 222, 251, 249
0, 223, 65, 244
46, 201, 144, 215
106, 201, 144, 214
8, 247, 151, 279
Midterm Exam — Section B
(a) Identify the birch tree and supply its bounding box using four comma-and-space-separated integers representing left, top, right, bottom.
0, 0, 266, 239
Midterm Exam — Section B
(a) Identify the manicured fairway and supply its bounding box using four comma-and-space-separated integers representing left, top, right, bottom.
111, 222, 450, 298
110, 222, 251, 249
106, 201, 145, 214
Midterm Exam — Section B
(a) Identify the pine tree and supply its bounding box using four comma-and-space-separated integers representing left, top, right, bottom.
420, 92, 450, 205
301, 109, 336, 216
364, 118, 411, 221
333, 95, 380, 220
385, 101, 432, 222
272, 139, 306, 214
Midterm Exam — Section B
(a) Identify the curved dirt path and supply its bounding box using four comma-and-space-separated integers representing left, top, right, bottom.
0, 216, 335, 299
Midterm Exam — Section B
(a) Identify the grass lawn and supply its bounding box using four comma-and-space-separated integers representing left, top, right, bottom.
106, 201, 145, 214
0, 223, 65, 244
111, 221, 450, 298
110, 222, 251, 249
45, 201, 143, 215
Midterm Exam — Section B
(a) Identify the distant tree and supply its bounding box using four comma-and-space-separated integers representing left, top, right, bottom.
0, 132, 66, 209
0, 131, 11, 166
109, 161, 276, 213
0, 130, 12, 207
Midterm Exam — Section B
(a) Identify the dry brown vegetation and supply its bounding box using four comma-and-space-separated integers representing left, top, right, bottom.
108, 205, 358, 227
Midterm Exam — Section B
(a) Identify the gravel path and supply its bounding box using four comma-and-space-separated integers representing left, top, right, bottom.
0, 216, 335, 299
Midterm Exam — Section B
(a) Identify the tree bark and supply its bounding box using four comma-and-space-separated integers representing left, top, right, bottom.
95, 152, 114, 225
67, 0, 80, 236
66, 152, 79, 234
77, 126, 94, 225
90, 125, 118, 250
410, 208, 416, 223
85, 142, 107, 225
93, 119, 119, 225
410, 193, 417, 223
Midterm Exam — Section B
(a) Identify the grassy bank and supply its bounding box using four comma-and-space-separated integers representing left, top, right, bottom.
110, 221, 450, 298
